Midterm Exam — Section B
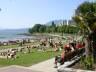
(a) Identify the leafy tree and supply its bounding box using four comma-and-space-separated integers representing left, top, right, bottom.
29, 22, 79, 34
29, 24, 42, 33
39, 25, 46, 33
29, 28, 33, 34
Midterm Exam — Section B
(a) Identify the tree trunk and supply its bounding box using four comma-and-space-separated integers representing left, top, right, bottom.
84, 37, 91, 57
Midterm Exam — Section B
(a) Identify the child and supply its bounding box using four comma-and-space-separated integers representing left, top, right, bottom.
54, 56, 58, 68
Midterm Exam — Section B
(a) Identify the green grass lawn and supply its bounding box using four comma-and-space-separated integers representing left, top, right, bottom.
0, 44, 19, 50
0, 49, 60, 67
0, 41, 61, 67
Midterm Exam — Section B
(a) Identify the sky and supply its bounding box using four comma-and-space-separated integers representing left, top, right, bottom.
0, 0, 88, 29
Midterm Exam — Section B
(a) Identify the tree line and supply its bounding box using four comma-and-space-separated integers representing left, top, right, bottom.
29, 21, 79, 34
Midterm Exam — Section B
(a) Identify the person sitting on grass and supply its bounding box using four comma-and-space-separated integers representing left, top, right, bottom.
27, 45, 31, 53
7, 50, 11, 59
54, 43, 58, 52
64, 43, 71, 53
10, 50, 16, 60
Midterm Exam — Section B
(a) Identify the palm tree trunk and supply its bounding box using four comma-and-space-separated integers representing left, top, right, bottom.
84, 37, 91, 57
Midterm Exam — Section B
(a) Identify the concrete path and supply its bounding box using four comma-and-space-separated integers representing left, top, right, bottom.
29, 58, 58, 72
0, 65, 41, 72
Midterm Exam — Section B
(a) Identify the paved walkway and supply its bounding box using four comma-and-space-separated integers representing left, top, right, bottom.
0, 65, 41, 72
29, 58, 57, 72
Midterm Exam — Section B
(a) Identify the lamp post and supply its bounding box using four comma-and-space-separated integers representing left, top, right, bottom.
0, 8, 1, 11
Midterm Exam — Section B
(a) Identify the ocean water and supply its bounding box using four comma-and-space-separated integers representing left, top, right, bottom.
0, 29, 32, 42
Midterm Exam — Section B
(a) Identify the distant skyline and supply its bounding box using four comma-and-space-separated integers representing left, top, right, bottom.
0, 0, 87, 29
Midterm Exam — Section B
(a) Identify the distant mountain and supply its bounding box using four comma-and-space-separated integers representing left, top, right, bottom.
45, 19, 67, 26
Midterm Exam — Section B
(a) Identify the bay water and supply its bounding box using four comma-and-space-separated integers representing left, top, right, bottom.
0, 29, 32, 42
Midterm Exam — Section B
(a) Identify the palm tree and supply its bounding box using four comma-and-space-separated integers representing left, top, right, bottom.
73, 1, 96, 62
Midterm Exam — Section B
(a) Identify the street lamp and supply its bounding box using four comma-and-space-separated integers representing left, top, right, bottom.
0, 8, 1, 11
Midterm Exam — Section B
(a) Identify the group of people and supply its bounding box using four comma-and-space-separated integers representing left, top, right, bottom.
0, 38, 31, 46
54, 40, 85, 68
64, 41, 85, 53
0, 45, 32, 59
39, 37, 61, 52
7, 49, 17, 60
